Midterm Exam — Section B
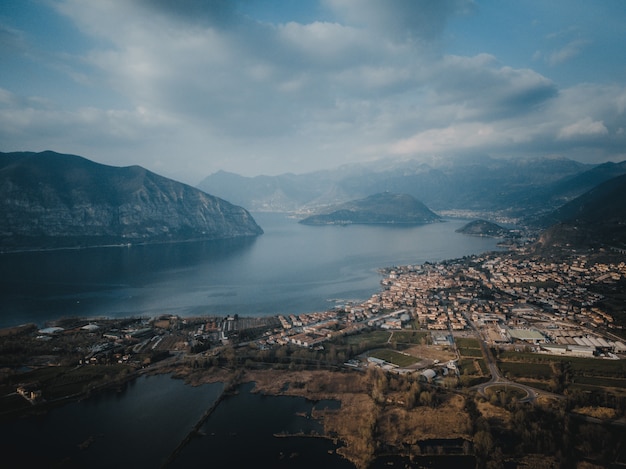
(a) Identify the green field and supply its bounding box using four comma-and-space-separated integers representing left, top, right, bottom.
369, 349, 419, 367
458, 348, 484, 358
498, 361, 553, 380
456, 337, 484, 360
476, 358, 490, 376
496, 350, 626, 397
498, 351, 626, 376
390, 331, 428, 345
343, 331, 391, 348
455, 338, 481, 349
571, 375, 626, 389
457, 358, 481, 376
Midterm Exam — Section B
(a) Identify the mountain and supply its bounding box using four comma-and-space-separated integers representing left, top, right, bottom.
524, 160, 626, 226
536, 174, 626, 251
0, 151, 263, 251
543, 160, 626, 206
456, 220, 511, 238
198, 156, 595, 218
299, 192, 441, 225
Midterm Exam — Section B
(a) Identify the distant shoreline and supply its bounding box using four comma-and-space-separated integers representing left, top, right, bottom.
0, 233, 260, 255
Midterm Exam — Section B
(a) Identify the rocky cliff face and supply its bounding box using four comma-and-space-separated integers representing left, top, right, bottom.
0, 151, 263, 250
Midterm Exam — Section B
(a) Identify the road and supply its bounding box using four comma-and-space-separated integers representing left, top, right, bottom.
461, 312, 560, 403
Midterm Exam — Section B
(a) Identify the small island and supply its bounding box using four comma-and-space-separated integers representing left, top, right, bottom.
299, 192, 441, 225
456, 219, 510, 238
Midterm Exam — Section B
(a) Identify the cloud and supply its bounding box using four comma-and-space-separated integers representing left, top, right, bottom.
2, 0, 625, 181
430, 54, 558, 120
322, 0, 475, 41
54, 0, 440, 145
558, 117, 608, 140
548, 39, 590, 66
0, 24, 28, 56
0, 87, 175, 153
389, 80, 626, 160
135, 0, 239, 27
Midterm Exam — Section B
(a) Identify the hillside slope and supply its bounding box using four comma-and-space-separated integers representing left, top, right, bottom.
0, 151, 263, 250
536, 174, 626, 251
299, 192, 441, 225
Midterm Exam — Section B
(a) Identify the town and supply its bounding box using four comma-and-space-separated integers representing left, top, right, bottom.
3, 246, 625, 387
3, 247, 626, 469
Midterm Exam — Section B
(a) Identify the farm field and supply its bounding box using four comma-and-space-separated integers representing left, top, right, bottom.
496, 350, 626, 396
368, 349, 420, 368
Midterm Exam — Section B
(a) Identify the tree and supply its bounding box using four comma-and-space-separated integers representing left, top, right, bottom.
473, 430, 494, 469
419, 390, 434, 407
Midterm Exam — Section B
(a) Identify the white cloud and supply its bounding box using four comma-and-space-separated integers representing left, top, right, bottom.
558, 117, 608, 140
548, 39, 590, 66
388, 79, 626, 161
1, 0, 625, 182
322, 0, 475, 40
430, 54, 558, 120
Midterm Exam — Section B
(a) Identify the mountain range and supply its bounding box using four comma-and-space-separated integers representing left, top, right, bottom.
2, 150, 626, 253
0, 151, 262, 251
197, 156, 626, 219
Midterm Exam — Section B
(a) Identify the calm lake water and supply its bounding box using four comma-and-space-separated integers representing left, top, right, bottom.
0, 213, 500, 328
172, 382, 353, 469
0, 214, 501, 467
0, 374, 224, 467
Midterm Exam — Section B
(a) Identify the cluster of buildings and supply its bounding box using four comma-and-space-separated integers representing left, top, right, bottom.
369, 253, 626, 357
252, 251, 626, 360
271, 312, 369, 348
27, 251, 626, 364
475, 255, 624, 327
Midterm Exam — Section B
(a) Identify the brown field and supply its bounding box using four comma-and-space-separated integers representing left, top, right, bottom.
573, 406, 618, 419
176, 367, 472, 469
402, 344, 457, 362
246, 368, 470, 468
476, 399, 512, 429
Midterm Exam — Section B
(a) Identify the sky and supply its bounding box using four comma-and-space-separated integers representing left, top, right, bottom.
1, 0, 626, 184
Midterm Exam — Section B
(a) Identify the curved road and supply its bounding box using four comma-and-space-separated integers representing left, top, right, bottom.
462, 312, 560, 403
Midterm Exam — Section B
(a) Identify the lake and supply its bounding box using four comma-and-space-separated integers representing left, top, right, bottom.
0, 214, 501, 467
0, 213, 501, 328
0, 374, 224, 467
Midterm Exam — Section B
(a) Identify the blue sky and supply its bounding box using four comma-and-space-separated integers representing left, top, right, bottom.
1, 0, 625, 183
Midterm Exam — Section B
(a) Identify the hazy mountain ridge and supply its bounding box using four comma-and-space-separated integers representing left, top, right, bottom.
299, 192, 441, 225
536, 173, 626, 251
198, 156, 612, 217
0, 151, 263, 251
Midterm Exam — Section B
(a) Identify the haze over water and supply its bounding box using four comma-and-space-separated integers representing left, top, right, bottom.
0, 214, 500, 328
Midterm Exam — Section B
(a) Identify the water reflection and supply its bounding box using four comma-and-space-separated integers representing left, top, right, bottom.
0, 374, 223, 468
0, 214, 500, 327
172, 382, 353, 469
